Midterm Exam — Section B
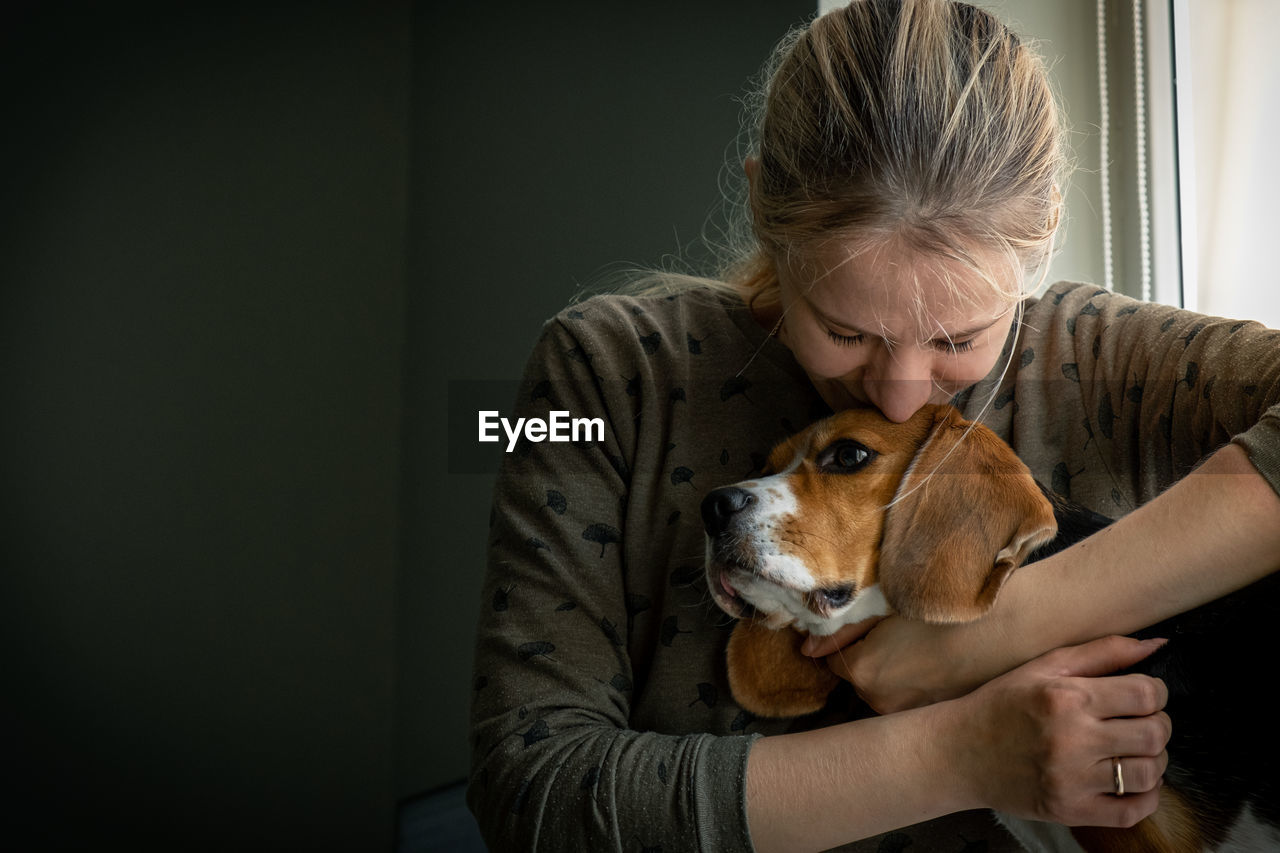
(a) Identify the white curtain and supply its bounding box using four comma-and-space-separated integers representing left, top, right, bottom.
1189, 0, 1280, 328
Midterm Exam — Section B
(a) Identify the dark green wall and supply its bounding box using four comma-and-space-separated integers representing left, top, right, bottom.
3, 4, 409, 849
3, 1, 810, 847
401, 0, 813, 800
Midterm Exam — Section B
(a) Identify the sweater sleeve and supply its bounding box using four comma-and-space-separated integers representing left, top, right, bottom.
1034, 283, 1280, 503
1231, 396, 1280, 496
466, 312, 757, 853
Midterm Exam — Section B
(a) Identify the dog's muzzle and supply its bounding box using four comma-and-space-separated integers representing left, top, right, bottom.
700, 486, 755, 537
701, 486, 762, 619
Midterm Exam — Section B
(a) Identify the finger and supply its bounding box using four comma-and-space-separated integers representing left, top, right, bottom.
1096, 713, 1172, 759
826, 645, 854, 682
1078, 673, 1169, 719
1093, 752, 1168, 796
1076, 785, 1162, 828
825, 646, 932, 714
1041, 635, 1168, 679
801, 616, 884, 657
823, 643, 868, 689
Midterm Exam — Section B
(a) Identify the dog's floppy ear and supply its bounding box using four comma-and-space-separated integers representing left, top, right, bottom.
878, 407, 1057, 623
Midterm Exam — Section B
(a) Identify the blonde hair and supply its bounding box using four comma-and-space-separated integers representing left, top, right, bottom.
623, 0, 1070, 313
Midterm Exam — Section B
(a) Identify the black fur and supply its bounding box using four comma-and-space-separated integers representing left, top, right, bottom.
1030, 483, 1280, 845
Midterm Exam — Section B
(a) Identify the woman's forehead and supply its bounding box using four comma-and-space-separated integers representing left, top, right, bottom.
788, 241, 1016, 339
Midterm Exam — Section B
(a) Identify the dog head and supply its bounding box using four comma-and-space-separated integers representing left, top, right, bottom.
701, 404, 1057, 635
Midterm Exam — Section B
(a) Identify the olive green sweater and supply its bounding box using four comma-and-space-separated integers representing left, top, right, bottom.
468, 281, 1280, 852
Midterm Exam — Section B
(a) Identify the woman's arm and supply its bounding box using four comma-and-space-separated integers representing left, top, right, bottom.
748, 635, 1171, 853
813, 441, 1280, 713
813, 282, 1280, 711
469, 309, 760, 852
1001, 443, 1280, 667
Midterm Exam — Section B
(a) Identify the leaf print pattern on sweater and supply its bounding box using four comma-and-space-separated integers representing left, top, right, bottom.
469, 283, 1280, 853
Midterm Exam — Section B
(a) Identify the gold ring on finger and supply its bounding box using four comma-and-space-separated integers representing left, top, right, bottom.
1112, 756, 1125, 797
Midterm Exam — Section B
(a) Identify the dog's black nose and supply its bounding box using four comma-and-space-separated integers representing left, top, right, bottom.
701, 487, 755, 536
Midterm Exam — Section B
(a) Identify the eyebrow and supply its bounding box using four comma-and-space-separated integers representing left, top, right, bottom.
935, 319, 1001, 340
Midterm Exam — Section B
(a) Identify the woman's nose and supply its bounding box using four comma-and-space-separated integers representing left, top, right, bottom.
862, 347, 934, 423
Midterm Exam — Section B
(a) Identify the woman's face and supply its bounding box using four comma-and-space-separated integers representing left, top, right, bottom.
775, 240, 1019, 423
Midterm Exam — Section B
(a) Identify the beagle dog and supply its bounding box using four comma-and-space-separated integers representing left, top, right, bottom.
701, 404, 1280, 853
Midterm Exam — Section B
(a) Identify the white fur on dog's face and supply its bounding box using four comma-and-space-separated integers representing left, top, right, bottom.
705, 405, 1059, 635
704, 453, 891, 637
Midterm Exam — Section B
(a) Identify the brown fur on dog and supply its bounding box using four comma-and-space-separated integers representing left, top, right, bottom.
722, 405, 1056, 718
878, 406, 1058, 623
709, 406, 1256, 852
726, 618, 841, 718
1071, 786, 1205, 853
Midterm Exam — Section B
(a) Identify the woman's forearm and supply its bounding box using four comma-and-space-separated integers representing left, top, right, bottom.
996, 442, 1280, 665
822, 443, 1280, 714
747, 636, 1172, 853
746, 702, 973, 853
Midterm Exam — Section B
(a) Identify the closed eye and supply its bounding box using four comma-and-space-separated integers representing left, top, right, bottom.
826, 329, 865, 347
933, 337, 975, 354
831, 328, 974, 353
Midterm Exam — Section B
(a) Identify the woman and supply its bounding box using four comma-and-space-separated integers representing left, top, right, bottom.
467, 1, 1280, 850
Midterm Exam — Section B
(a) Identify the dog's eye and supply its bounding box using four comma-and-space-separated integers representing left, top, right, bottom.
818, 440, 876, 473
818, 585, 854, 608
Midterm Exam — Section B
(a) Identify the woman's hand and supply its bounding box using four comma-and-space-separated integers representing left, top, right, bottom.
941, 634, 1171, 827
748, 633, 1171, 851
804, 615, 1009, 713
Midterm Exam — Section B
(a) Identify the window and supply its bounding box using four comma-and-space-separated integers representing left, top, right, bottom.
1175, 0, 1280, 327
813, 0, 1280, 329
